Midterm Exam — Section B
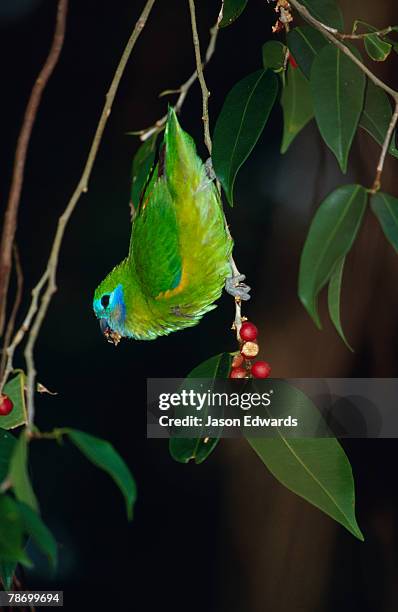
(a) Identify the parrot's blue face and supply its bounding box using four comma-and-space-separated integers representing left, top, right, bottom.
93, 284, 126, 345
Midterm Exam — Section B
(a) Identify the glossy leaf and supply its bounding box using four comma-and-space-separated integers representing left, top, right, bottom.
0, 429, 15, 484
17, 502, 57, 568
169, 353, 232, 464
371, 192, 398, 253
360, 81, 398, 159
311, 45, 366, 172
9, 430, 38, 512
0, 495, 30, 566
262, 40, 287, 73
219, 0, 248, 27
131, 134, 157, 210
299, 185, 367, 326
301, 0, 343, 30
287, 26, 327, 79
247, 382, 363, 540
1, 373, 27, 430
67, 429, 136, 520
327, 256, 353, 350
353, 20, 392, 62
0, 561, 15, 589
281, 64, 313, 153
364, 33, 392, 61
213, 70, 278, 205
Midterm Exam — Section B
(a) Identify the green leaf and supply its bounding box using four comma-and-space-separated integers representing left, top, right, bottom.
0, 560, 16, 589
311, 45, 366, 172
353, 20, 392, 62
169, 353, 232, 464
247, 382, 363, 540
1, 373, 28, 430
16, 502, 57, 568
299, 185, 367, 326
66, 430, 136, 520
9, 430, 38, 512
213, 70, 278, 205
287, 26, 327, 79
364, 33, 392, 61
219, 0, 248, 27
371, 192, 398, 253
262, 40, 287, 73
327, 256, 353, 350
0, 429, 15, 484
360, 81, 398, 159
281, 64, 314, 153
0, 495, 31, 566
130, 134, 157, 210
301, 0, 344, 30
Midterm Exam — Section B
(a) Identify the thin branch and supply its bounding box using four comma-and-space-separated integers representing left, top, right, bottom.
336, 26, 393, 40
371, 102, 398, 193
0, 0, 68, 337
187, 0, 245, 338
188, 0, 212, 155
137, 8, 221, 142
0, 246, 23, 377
288, 0, 398, 101
288, 0, 398, 193
0, 0, 156, 426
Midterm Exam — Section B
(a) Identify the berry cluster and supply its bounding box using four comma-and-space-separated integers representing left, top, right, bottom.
229, 321, 271, 379
0, 394, 13, 416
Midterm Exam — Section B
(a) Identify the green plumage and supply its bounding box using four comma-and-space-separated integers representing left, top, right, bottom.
93, 108, 232, 341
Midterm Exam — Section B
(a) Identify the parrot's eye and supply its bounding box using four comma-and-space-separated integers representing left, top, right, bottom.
101, 294, 110, 308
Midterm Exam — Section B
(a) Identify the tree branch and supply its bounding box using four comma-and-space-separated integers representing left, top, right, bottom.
288, 0, 398, 101
187, 0, 246, 338
288, 0, 398, 192
0, 0, 156, 427
188, 0, 213, 155
336, 26, 393, 40
137, 15, 220, 142
0, 246, 23, 377
0, 0, 68, 337
371, 102, 398, 193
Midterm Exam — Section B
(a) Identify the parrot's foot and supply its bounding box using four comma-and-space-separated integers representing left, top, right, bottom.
225, 274, 251, 301
196, 158, 217, 193
205, 158, 216, 181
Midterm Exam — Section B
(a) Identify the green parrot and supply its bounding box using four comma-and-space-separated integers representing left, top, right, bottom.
93, 108, 246, 343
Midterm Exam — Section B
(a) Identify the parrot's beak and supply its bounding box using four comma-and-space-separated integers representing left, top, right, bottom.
99, 318, 122, 346
99, 318, 109, 334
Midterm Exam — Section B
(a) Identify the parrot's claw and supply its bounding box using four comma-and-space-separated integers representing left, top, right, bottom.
205, 158, 216, 181
225, 274, 251, 301
195, 158, 216, 193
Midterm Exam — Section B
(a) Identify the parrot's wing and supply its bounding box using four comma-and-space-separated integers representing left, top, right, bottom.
131, 175, 183, 298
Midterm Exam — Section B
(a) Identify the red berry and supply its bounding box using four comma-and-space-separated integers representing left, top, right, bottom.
229, 367, 247, 379
251, 361, 271, 379
0, 395, 13, 416
241, 341, 259, 360
240, 321, 258, 342
288, 53, 298, 69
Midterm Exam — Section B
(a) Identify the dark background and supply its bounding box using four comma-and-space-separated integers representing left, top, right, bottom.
1, 0, 398, 610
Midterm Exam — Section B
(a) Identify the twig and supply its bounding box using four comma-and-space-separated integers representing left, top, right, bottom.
371, 102, 398, 192
0, 0, 156, 426
137, 5, 221, 142
0, 246, 23, 377
288, 0, 398, 192
0, 0, 68, 337
188, 0, 213, 155
336, 26, 394, 40
288, 0, 398, 101
187, 0, 244, 338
